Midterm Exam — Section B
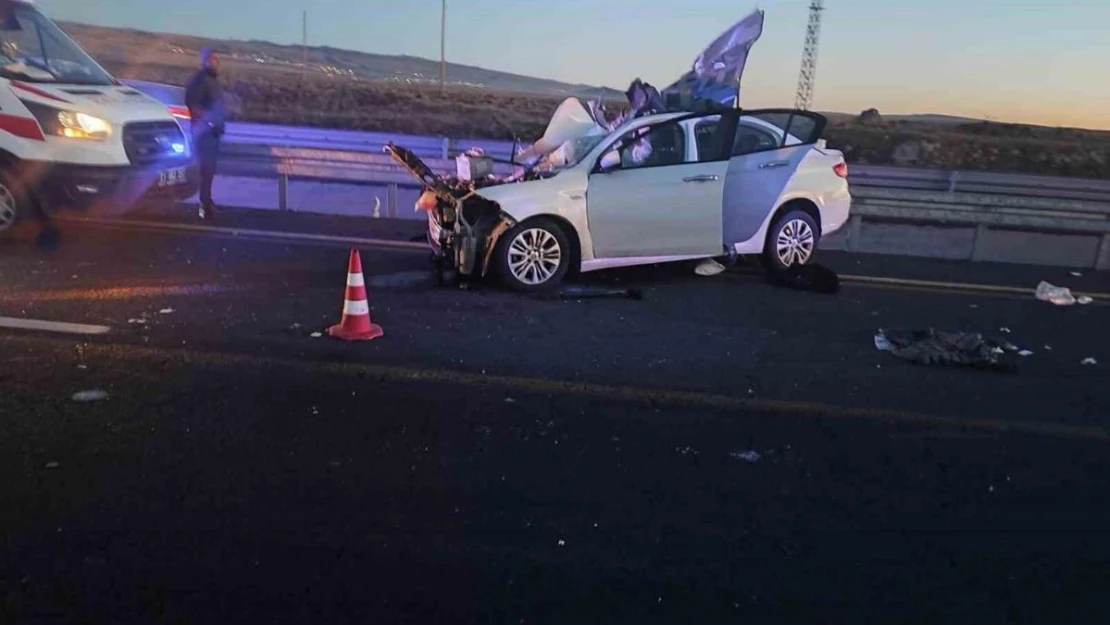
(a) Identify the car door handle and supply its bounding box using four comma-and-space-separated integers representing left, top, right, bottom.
760, 160, 790, 169
683, 175, 720, 182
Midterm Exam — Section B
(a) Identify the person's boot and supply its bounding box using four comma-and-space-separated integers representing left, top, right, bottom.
198, 202, 220, 220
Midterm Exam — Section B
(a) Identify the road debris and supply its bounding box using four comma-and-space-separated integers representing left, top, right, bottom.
730, 450, 762, 463
44, 461, 59, 469
72, 390, 109, 402
159, 308, 175, 314
874, 328, 1023, 371
562, 285, 643, 300
1081, 357, 1098, 366
765, 263, 840, 294
695, 259, 727, 276
1035, 281, 1092, 306
1018, 350, 1034, 357
310, 332, 322, 338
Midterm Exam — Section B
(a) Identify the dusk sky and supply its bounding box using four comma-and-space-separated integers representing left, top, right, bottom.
45, 0, 1109, 129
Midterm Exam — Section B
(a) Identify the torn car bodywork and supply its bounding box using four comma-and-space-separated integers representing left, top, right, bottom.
384, 142, 521, 280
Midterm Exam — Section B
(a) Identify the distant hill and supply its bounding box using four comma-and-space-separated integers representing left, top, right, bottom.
60, 21, 626, 100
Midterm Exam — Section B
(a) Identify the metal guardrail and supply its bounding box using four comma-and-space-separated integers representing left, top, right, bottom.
215, 126, 1110, 269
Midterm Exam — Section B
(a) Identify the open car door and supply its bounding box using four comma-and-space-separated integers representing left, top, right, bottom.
720, 109, 828, 248
586, 113, 739, 259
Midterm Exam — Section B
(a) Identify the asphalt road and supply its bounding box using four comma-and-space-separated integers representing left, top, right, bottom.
2, 211, 1109, 624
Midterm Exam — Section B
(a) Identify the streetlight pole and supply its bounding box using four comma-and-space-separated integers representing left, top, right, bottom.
439, 0, 446, 95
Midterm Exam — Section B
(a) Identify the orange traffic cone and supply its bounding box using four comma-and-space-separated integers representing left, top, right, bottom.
328, 248, 384, 341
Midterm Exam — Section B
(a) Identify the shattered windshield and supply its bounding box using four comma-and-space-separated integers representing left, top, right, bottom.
0, 4, 116, 85
558, 132, 609, 169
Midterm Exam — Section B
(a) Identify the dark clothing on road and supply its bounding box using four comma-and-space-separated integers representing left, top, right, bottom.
184, 67, 227, 210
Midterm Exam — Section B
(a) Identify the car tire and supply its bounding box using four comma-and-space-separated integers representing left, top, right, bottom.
0, 167, 28, 236
763, 209, 819, 272
494, 218, 572, 292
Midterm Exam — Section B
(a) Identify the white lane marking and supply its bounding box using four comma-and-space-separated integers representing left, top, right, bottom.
0, 316, 111, 335
58, 216, 427, 251
347, 273, 365, 287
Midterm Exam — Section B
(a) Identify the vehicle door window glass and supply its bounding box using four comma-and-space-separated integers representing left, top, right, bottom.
606, 122, 687, 171
692, 115, 737, 162
732, 111, 824, 156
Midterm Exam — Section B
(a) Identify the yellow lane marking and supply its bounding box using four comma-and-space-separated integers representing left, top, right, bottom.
59, 216, 1110, 300
7, 336, 1106, 443
57, 215, 427, 252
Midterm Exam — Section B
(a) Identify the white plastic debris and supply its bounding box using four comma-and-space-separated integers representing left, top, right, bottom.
1035, 281, 1077, 306
44, 461, 59, 469
999, 327, 1011, 334
1077, 296, 1094, 305
874, 332, 893, 352
159, 308, 175, 314
695, 258, 727, 276
730, 450, 762, 463
310, 332, 322, 338
1081, 357, 1098, 366
1018, 350, 1034, 357
71, 390, 109, 402
1070, 271, 1082, 277
127, 318, 147, 325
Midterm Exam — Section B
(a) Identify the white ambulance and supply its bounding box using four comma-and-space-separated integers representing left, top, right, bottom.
0, 0, 197, 234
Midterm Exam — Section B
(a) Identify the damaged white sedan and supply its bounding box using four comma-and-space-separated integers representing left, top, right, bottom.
387, 102, 850, 291
385, 9, 851, 291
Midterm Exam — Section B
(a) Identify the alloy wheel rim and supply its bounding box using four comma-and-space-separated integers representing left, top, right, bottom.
508, 228, 562, 285
776, 219, 815, 267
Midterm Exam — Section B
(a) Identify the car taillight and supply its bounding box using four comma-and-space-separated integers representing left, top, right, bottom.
168, 106, 191, 120
833, 162, 848, 178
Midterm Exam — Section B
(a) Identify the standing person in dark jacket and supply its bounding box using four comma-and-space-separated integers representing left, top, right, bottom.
185, 48, 227, 220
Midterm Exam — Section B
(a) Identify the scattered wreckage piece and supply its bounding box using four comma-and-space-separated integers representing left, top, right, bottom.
874, 328, 1023, 372
531, 285, 644, 302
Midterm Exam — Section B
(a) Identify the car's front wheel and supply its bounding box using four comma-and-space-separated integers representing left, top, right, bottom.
494, 218, 571, 292
763, 209, 819, 271
0, 168, 26, 235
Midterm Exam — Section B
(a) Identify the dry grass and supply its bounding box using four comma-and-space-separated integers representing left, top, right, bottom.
99, 61, 1110, 179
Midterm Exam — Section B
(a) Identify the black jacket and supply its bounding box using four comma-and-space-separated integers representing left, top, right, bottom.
184, 68, 227, 138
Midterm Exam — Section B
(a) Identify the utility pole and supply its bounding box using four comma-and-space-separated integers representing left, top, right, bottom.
794, 0, 825, 111
440, 0, 447, 95
301, 10, 308, 80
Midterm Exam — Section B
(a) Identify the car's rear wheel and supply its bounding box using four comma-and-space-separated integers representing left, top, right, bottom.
763, 209, 819, 271
494, 218, 571, 292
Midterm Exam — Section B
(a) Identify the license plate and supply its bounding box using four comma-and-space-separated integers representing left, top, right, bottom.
157, 167, 187, 187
